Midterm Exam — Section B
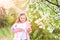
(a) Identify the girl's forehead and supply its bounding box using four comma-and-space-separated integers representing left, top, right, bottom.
20, 15, 26, 18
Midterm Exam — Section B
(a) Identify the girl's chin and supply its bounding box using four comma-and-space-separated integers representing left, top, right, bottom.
21, 21, 26, 23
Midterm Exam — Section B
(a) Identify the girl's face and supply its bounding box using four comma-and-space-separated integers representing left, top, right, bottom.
19, 15, 27, 23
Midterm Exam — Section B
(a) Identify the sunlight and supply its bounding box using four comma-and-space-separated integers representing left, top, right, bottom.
0, 0, 28, 9
0, 0, 14, 9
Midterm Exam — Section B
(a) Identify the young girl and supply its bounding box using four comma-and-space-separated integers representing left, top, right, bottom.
11, 12, 32, 40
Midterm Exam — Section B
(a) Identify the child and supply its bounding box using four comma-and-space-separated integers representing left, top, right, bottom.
11, 11, 32, 40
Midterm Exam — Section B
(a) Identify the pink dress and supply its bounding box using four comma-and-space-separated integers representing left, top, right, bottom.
11, 21, 31, 40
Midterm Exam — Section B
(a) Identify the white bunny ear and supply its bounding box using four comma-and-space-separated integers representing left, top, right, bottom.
15, 7, 26, 14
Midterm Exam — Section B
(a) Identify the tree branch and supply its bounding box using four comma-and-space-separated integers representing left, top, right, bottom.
43, 3, 57, 14
46, 0, 60, 7
47, 5, 57, 14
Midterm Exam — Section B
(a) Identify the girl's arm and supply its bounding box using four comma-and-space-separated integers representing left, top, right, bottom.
27, 21, 32, 33
11, 23, 20, 33
11, 23, 17, 33
27, 27, 32, 33
11, 23, 23, 33
15, 28, 23, 32
12, 28, 23, 33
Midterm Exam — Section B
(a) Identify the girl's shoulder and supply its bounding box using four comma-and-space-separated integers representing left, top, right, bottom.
14, 22, 20, 24
12, 23, 19, 26
26, 21, 31, 27
14, 23, 18, 25
26, 21, 30, 23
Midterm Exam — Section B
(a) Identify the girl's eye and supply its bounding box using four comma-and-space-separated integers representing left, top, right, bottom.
21, 18, 25, 19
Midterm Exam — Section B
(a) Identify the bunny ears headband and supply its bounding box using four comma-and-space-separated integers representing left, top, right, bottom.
19, 10, 26, 15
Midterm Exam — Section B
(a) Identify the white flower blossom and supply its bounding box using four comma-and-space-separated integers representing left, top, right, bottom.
54, 36, 58, 38
47, 27, 54, 33
39, 25, 45, 29
39, 25, 43, 28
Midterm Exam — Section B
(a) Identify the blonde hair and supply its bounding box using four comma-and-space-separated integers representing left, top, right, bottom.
16, 14, 27, 23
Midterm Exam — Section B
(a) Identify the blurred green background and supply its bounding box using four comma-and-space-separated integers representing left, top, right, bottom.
0, 0, 60, 40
